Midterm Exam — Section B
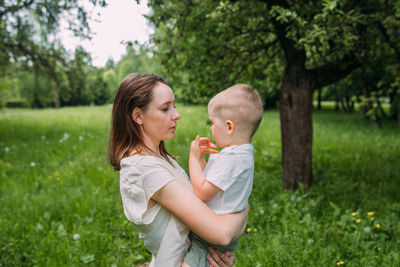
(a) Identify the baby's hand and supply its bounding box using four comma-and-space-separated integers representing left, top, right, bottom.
198, 136, 218, 155
190, 135, 218, 160
190, 135, 202, 160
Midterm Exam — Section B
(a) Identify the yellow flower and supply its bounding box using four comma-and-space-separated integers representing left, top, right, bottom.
378, 247, 381, 251
254, 228, 258, 232
370, 217, 374, 221
340, 261, 344, 265
352, 212, 357, 216
336, 261, 344, 265
367, 212, 374, 216
246, 228, 251, 232
356, 219, 361, 223
376, 224, 381, 229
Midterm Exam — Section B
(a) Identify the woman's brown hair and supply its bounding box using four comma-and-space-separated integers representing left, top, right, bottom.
107, 73, 174, 171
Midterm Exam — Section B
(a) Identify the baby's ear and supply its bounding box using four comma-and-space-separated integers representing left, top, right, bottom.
226, 120, 235, 135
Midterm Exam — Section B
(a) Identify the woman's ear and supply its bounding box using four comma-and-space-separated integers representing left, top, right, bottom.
226, 120, 235, 135
131, 107, 143, 125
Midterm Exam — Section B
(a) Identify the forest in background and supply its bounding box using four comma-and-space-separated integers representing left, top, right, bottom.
1, 0, 399, 126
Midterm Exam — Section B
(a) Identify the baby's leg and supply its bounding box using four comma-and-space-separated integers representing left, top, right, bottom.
181, 262, 191, 267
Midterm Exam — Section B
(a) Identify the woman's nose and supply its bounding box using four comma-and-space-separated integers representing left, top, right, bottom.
173, 109, 181, 120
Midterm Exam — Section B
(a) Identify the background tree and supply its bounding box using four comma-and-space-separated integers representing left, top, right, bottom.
147, 0, 400, 190
0, 0, 107, 107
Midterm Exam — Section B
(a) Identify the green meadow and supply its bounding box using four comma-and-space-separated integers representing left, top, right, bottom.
0, 105, 399, 266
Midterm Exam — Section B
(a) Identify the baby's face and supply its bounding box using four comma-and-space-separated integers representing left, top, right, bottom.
208, 109, 229, 148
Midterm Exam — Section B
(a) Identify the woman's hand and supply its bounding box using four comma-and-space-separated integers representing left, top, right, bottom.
207, 247, 235, 267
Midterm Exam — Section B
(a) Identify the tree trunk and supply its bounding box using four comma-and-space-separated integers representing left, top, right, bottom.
335, 96, 340, 111
398, 108, 400, 129
340, 96, 349, 114
280, 65, 313, 190
317, 88, 322, 110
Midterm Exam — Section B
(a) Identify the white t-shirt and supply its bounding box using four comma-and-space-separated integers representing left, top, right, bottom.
120, 155, 192, 267
204, 143, 254, 215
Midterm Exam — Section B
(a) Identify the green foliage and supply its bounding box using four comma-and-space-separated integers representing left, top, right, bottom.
1, 105, 399, 266
148, 0, 400, 118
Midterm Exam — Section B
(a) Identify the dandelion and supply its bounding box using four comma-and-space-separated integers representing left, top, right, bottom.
364, 227, 371, 233
367, 212, 374, 216
356, 219, 361, 223
336, 261, 344, 265
376, 224, 381, 229
246, 228, 251, 232
307, 239, 314, 244
30, 162, 36, 167
59, 133, 70, 143
370, 217, 374, 221
254, 228, 258, 232
352, 212, 357, 216
73, 234, 80, 240
378, 247, 381, 251
4, 147, 9, 153
36, 223, 43, 230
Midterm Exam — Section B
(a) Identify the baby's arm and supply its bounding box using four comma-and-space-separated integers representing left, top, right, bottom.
189, 136, 221, 202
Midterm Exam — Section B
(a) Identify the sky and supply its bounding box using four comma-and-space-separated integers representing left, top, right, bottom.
60, 0, 153, 67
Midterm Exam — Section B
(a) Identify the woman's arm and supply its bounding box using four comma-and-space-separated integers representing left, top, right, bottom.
152, 180, 249, 246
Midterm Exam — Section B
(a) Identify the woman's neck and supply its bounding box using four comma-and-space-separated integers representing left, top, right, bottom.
140, 135, 161, 156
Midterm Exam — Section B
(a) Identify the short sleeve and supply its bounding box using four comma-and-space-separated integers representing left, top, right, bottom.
205, 152, 241, 191
120, 157, 175, 225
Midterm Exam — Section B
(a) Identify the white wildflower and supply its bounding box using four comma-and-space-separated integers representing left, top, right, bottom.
36, 223, 43, 230
79, 135, 83, 141
259, 209, 264, 215
111, 264, 117, 267
4, 147, 9, 153
272, 203, 278, 209
364, 227, 371, 233
59, 133, 70, 142
30, 162, 36, 167
73, 234, 80, 240
41, 135, 46, 140
307, 239, 314, 244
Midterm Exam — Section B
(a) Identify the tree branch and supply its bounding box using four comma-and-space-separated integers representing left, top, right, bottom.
0, 0, 34, 18
309, 53, 361, 89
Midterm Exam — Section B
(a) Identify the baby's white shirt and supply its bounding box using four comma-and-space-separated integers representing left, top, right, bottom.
204, 143, 254, 215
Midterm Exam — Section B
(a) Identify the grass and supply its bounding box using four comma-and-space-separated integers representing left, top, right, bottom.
0, 105, 399, 266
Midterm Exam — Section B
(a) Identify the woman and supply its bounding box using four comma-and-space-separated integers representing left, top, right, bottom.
107, 73, 249, 267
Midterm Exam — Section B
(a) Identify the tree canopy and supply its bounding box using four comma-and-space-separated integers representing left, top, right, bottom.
147, 0, 400, 189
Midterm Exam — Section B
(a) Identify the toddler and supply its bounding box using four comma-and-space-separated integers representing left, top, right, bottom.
183, 84, 264, 266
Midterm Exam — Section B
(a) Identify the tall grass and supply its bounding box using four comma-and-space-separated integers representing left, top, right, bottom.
0, 105, 399, 266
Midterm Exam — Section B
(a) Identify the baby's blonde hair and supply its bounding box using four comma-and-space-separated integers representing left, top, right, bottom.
208, 84, 263, 138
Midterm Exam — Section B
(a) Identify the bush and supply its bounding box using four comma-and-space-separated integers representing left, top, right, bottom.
5, 99, 30, 108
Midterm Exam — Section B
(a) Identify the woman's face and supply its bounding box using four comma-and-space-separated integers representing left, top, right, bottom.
140, 82, 181, 145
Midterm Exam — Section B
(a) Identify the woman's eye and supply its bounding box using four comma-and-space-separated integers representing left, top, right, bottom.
162, 107, 169, 112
